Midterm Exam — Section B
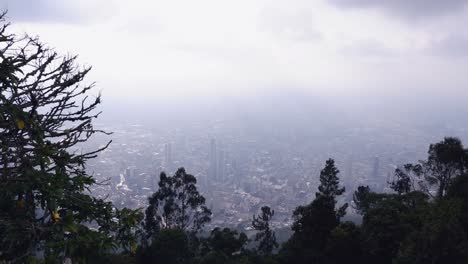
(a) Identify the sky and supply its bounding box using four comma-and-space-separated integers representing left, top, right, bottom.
2, 0, 468, 99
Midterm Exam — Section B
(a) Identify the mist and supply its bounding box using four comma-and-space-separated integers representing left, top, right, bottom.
3, 0, 468, 261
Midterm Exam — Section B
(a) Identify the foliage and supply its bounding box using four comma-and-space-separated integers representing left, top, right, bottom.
252, 206, 278, 255
0, 12, 140, 262
144, 167, 212, 239
137, 228, 192, 264
280, 159, 347, 263
2, 20, 468, 263
324, 221, 362, 264
202, 227, 248, 257
389, 137, 468, 198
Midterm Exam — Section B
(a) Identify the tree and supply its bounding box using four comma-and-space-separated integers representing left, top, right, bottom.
395, 199, 468, 264
252, 206, 278, 255
390, 165, 419, 195
317, 159, 346, 201
144, 167, 212, 239
0, 12, 139, 262
292, 159, 348, 235
137, 228, 192, 264
324, 221, 362, 264
392, 138, 467, 198
202, 227, 248, 257
425, 137, 467, 197
281, 159, 347, 263
353, 185, 379, 215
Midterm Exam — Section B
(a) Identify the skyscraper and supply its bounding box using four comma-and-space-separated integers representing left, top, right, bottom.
345, 157, 353, 181
152, 166, 163, 191
372, 156, 380, 179
164, 142, 173, 171
209, 138, 217, 181
217, 149, 225, 182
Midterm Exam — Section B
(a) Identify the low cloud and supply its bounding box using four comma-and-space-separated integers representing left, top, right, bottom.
328, 0, 468, 19
428, 35, 468, 57
259, 5, 322, 42
340, 39, 396, 57
0, 0, 113, 24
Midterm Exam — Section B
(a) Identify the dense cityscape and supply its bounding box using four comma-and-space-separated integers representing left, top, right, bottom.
85, 103, 468, 232
4, 0, 468, 262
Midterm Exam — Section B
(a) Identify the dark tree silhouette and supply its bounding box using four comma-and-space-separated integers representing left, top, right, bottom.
252, 206, 278, 255
202, 227, 248, 257
0, 12, 140, 262
425, 137, 467, 197
281, 159, 348, 263
144, 168, 212, 239
293, 159, 348, 228
317, 159, 346, 201
390, 137, 467, 198
137, 228, 192, 264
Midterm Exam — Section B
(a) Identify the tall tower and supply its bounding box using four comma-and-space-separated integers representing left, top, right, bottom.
153, 166, 163, 191
209, 138, 217, 182
164, 142, 173, 171
372, 156, 380, 179
217, 149, 225, 182
345, 157, 353, 180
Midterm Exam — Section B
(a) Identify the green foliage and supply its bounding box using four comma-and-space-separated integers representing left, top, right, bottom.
2, 30, 468, 264
252, 206, 278, 255
198, 251, 229, 264
324, 221, 362, 264
202, 227, 248, 257
0, 13, 140, 262
137, 228, 192, 264
358, 192, 428, 264
144, 167, 212, 239
280, 159, 348, 263
317, 159, 345, 201
115, 208, 144, 254
390, 137, 468, 198
395, 199, 468, 264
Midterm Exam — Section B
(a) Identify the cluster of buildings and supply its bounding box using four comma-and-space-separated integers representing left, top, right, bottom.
84, 117, 465, 230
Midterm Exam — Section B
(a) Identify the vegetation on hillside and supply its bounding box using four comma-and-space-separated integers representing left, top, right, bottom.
2, 12, 468, 264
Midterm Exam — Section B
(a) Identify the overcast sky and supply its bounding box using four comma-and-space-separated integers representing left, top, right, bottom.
2, 0, 468, 99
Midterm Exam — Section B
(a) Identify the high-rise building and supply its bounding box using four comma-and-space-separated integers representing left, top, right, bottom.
345, 157, 353, 181
372, 156, 380, 179
231, 158, 239, 181
152, 166, 163, 191
217, 149, 225, 182
164, 142, 173, 171
209, 138, 217, 181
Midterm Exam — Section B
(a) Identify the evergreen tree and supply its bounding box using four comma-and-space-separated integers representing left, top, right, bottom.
292, 159, 348, 234
281, 159, 347, 263
0, 12, 140, 262
317, 159, 346, 201
324, 221, 362, 264
252, 206, 278, 255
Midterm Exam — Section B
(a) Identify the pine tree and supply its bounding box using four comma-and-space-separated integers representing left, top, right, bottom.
283, 159, 348, 263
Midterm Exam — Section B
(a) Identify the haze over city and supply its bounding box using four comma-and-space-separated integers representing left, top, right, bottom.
3, 0, 468, 226
2, 1, 468, 263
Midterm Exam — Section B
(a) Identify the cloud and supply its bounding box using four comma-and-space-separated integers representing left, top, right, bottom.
8, 0, 468, 98
428, 35, 468, 57
0, 0, 113, 24
259, 4, 322, 42
328, 0, 468, 19
340, 39, 396, 57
